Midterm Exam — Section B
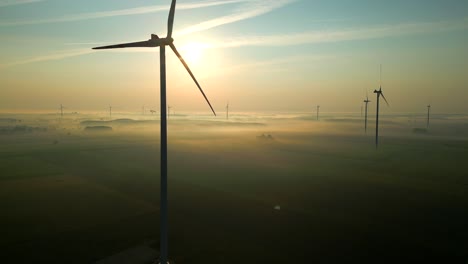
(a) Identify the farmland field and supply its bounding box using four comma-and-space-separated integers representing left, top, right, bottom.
1, 113, 467, 263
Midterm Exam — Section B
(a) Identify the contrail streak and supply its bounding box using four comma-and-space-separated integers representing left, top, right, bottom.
0, 0, 246, 26
0, 0, 42, 7
176, 0, 296, 36
0, 49, 94, 68
206, 17, 468, 48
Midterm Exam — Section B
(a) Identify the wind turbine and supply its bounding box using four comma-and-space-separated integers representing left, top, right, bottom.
363, 94, 371, 133
150, 109, 157, 115
226, 101, 229, 120
168, 105, 172, 118
59, 104, 65, 118
316, 105, 320, 120
374, 65, 389, 149
109, 105, 112, 118
92, 1, 216, 263
426, 104, 431, 129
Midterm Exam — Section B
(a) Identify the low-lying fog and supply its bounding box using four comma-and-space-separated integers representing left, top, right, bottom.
1, 111, 467, 263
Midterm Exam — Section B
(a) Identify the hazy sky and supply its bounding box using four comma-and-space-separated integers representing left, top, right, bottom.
0, 0, 467, 113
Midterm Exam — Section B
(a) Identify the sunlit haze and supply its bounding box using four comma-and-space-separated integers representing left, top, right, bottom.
0, 0, 467, 113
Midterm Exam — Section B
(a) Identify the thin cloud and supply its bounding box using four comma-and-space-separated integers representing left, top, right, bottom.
64, 42, 108, 46
207, 17, 468, 48
0, 0, 246, 26
26, 18, 467, 67
7, 6, 464, 69
0, 49, 94, 69
193, 53, 336, 80
176, 0, 296, 36
226, 55, 328, 72
0, 0, 41, 7
1, 47, 157, 69
64, 0, 295, 48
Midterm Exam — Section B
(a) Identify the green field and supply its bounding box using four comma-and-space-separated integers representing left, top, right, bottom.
1, 113, 467, 263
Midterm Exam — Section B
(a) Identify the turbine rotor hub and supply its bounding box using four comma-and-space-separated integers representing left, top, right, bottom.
158, 37, 174, 46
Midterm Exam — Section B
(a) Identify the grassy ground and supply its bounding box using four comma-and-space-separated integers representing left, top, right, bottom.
0, 114, 467, 263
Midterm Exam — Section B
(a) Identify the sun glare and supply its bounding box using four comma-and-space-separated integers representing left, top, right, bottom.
181, 42, 206, 65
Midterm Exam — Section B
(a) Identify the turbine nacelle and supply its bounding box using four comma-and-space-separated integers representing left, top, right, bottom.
374, 87, 389, 106
364, 94, 371, 103
153, 35, 174, 46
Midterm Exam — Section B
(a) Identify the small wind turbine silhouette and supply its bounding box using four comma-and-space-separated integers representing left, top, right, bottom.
316, 105, 320, 120
59, 104, 65, 118
374, 65, 389, 149
363, 93, 371, 133
92, 1, 216, 263
226, 101, 229, 120
109, 105, 112, 118
150, 109, 157, 115
427, 104, 431, 129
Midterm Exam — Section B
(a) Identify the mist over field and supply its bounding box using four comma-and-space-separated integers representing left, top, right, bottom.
1, 111, 467, 263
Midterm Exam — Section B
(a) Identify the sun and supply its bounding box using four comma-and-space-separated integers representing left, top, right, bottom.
181, 42, 206, 65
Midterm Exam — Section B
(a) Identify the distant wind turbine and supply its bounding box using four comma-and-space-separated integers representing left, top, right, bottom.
59, 104, 65, 117
427, 104, 431, 129
316, 105, 320, 120
374, 65, 389, 149
150, 109, 157, 115
92, 1, 216, 263
109, 105, 112, 118
363, 94, 371, 133
168, 105, 172, 117
226, 101, 229, 120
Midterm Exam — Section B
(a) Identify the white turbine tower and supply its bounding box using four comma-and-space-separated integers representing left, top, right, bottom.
92, 1, 216, 263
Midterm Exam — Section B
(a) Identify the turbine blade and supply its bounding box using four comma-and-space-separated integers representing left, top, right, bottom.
170, 43, 216, 116
381, 92, 390, 107
92, 40, 159, 49
167, 0, 177, 38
